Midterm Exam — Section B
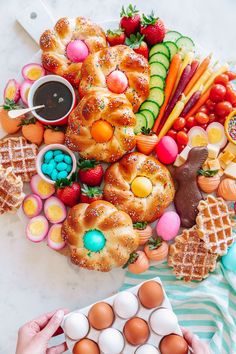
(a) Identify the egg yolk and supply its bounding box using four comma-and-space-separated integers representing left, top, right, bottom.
29, 220, 45, 236
131, 177, 153, 198
50, 227, 63, 243
91, 120, 114, 143
27, 68, 42, 81
24, 199, 36, 216
208, 127, 222, 144
38, 180, 54, 197
47, 205, 63, 221
191, 134, 208, 147
6, 86, 16, 100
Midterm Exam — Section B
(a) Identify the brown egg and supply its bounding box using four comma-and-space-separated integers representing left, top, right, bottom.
88, 302, 114, 330
124, 317, 150, 345
73, 338, 100, 354
138, 280, 164, 309
159, 334, 189, 354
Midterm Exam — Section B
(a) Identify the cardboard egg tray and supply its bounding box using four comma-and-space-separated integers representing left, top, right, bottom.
62, 276, 183, 353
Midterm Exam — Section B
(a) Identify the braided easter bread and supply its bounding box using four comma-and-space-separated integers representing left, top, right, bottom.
79, 45, 150, 112
65, 88, 137, 162
40, 17, 107, 86
104, 152, 175, 223
62, 200, 139, 272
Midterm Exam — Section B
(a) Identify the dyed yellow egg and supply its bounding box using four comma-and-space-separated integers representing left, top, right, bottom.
131, 177, 152, 198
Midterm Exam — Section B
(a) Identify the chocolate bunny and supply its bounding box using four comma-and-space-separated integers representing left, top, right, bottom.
174, 146, 208, 228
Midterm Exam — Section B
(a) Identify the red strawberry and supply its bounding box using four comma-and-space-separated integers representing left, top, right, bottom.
140, 11, 166, 46
125, 33, 149, 60
120, 4, 140, 37
78, 159, 103, 186
80, 185, 103, 203
56, 174, 81, 207
106, 29, 126, 46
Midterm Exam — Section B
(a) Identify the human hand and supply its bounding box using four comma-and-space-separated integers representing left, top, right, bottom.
181, 327, 211, 354
16, 309, 69, 354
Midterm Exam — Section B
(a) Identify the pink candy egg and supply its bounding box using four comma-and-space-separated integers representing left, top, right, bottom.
156, 136, 178, 165
156, 211, 180, 241
66, 40, 89, 63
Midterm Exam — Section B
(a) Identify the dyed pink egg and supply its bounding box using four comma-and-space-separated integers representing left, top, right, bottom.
156, 136, 178, 165
156, 211, 180, 241
106, 70, 128, 94
66, 40, 89, 63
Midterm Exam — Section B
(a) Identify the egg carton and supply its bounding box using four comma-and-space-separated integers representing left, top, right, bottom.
62, 276, 183, 354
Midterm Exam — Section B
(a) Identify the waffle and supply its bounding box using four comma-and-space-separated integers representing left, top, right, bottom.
0, 137, 38, 182
196, 195, 235, 256
0, 165, 25, 214
168, 227, 218, 282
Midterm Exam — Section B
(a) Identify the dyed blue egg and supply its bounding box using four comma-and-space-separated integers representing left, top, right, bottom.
48, 159, 56, 169
41, 163, 49, 175
66, 164, 72, 173
53, 149, 63, 156
56, 162, 67, 171
51, 169, 58, 181
46, 163, 54, 175
44, 150, 53, 163
57, 171, 68, 179
83, 229, 106, 252
54, 154, 64, 162
64, 155, 72, 164
221, 241, 236, 272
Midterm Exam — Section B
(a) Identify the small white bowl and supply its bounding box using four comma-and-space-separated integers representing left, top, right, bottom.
36, 144, 77, 184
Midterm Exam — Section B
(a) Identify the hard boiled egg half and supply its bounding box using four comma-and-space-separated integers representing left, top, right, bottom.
188, 122, 227, 149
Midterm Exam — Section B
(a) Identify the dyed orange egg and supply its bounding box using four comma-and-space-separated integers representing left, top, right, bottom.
138, 280, 164, 309
88, 302, 114, 330
124, 317, 150, 346
91, 120, 114, 143
73, 339, 100, 354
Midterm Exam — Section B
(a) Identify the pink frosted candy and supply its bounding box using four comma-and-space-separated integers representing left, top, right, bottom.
156, 211, 180, 241
156, 136, 178, 165
66, 40, 89, 63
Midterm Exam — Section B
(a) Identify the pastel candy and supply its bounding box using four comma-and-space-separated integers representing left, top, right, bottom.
53, 149, 63, 156
64, 155, 72, 164
41, 163, 49, 175
48, 159, 56, 168
47, 164, 54, 175
51, 169, 58, 181
156, 211, 180, 241
57, 162, 67, 171
57, 171, 68, 179
221, 242, 236, 272
66, 164, 72, 173
55, 154, 64, 162
44, 150, 53, 162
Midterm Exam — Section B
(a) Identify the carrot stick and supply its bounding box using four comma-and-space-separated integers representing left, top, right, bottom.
183, 54, 212, 95
153, 53, 182, 133
184, 88, 211, 119
171, 51, 194, 97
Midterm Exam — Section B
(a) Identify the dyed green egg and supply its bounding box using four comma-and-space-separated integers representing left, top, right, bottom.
83, 229, 106, 252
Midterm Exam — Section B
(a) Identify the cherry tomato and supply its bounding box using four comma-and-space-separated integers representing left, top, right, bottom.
177, 144, 186, 153
214, 73, 229, 86
226, 71, 236, 81
215, 101, 232, 117
205, 99, 216, 112
198, 105, 209, 114
167, 129, 177, 141
208, 113, 217, 123
225, 84, 236, 106
200, 123, 208, 130
186, 116, 196, 128
195, 112, 209, 124
176, 131, 188, 145
217, 117, 226, 125
173, 117, 186, 131
209, 84, 226, 103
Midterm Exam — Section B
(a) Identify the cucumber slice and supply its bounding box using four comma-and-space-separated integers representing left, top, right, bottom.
140, 109, 155, 129
176, 36, 195, 53
140, 100, 160, 118
149, 52, 170, 70
148, 87, 165, 107
164, 41, 178, 59
149, 43, 170, 59
150, 62, 167, 79
164, 30, 182, 43
150, 75, 165, 90
134, 112, 147, 134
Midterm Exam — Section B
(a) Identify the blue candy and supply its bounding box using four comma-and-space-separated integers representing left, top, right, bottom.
41, 163, 49, 175
66, 164, 72, 173
54, 154, 64, 163
64, 155, 72, 164
51, 169, 58, 181
48, 159, 56, 169
44, 150, 53, 163
53, 149, 63, 156
57, 162, 67, 171
47, 164, 54, 175
57, 171, 68, 179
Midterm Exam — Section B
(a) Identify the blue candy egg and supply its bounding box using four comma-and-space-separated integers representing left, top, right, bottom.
53, 149, 63, 156
47, 164, 54, 175
221, 241, 236, 272
54, 154, 64, 163
51, 169, 58, 181
64, 155, 72, 164
83, 229, 106, 252
66, 164, 72, 173
44, 150, 53, 163
57, 162, 67, 171
41, 163, 49, 175
57, 171, 68, 179
48, 159, 56, 169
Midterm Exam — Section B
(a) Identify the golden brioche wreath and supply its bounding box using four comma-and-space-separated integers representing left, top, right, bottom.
62, 200, 139, 272
65, 88, 137, 162
40, 17, 107, 86
79, 45, 150, 112
104, 152, 175, 223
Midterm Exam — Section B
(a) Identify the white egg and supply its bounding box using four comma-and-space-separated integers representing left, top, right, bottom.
150, 308, 178, 335
135, 344, 160, 354
206, 122, 227, 148
113, 291, 139, 319
63, 312, 89, 340
98, 328, 124, 354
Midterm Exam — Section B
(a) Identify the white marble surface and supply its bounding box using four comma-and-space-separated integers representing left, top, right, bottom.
1, 0, 236, 353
